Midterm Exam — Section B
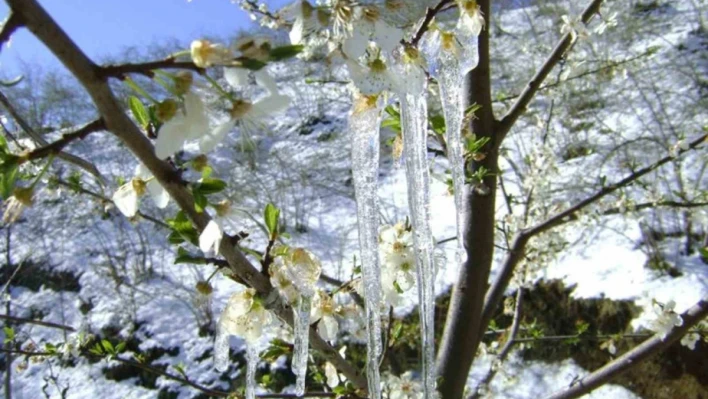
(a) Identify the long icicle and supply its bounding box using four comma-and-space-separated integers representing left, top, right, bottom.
350, 95, 384, 399
292, 294, 312, 395
246, 343, 258, 399
438, 51, 467, 264
400, 86, 436, 398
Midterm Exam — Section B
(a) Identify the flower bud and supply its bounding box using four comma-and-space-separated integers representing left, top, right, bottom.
173, 71, 193, 95
155, 99, 178, 122
191, 40, 231, 68
192, 154, 209, 172
196, 281, 213, 295
13, 187, 34, 206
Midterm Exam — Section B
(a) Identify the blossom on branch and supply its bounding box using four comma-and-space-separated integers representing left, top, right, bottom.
154, 91, 209, 159
648, 300, 683, 340
311, 290, 340, 341
112, 164, 169, 218
457, 0, 485, 37
191, 39, 232, 68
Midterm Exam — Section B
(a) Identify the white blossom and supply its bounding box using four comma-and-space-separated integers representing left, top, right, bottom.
680, 332, 700, 350
191, 39, 232, 68
669, 139, 689, 157
594, 12, 618, 35
648, 300, 683, 340
112, 164, 169, 218
154, 91, 209, 159
199, 220, 223, 254
217, 288, 272, 343
385, 371, 423, 399
456, 0, 485, 37
310, 290, 339, 341
324, 362, 340, 388
560, 15, 589, 42
346, 54, 398, 96
342, 5, 403, 59
379, 222, 416, 306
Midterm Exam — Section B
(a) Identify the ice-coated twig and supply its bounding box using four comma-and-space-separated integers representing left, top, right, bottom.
293, 294, 312, 395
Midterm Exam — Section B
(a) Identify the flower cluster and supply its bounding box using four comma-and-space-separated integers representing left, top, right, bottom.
217, 288, 273, 343
379, 222, 416, 306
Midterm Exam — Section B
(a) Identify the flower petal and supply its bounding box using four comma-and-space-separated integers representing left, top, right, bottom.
224, 67, 250, 89
373, 20, 403, 53
199, 220, 223, 253
147, 180, 170, 209
254, 69, 279, 95
155, 117, 188, 159
200, 119, 236, 154
342, 28, 369, 59
318, 315, 339, 341
112, 184, 138, 217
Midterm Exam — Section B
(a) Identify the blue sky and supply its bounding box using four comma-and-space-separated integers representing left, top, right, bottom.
0, 0, 290, 76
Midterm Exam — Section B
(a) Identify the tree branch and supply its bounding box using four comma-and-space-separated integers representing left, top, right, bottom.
479, 134, 707, 335
409, 0, 454, 46
0, 12, 21, 54
5, 0, 366, 391
545, 297, 708, 399
0, 89, 105, 183
19, 119, 105, 163
497, 0, 604, 140
99, 58, 204, 79
0, 314, 76, 332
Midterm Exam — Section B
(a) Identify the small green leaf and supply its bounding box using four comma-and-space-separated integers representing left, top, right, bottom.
166, 211, 199, 246
269, 45, 304, 61
194, 178, 227, 195
115, 341, 126, 354
0, 163, 19, 200
193, 190, 207, 213
128, 96, 149, 128
430, 114, 446, 135
101, 339, 115, 354
264, 203, 280, 239
3, 326, 15, 343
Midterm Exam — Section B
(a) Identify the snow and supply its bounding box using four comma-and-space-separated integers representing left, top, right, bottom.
1, 0, 706, 398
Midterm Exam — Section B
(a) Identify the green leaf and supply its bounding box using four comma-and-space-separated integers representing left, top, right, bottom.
44, 342, 58, 355
128, 96, 149, 128
235, 57, 267, 71
115, 341, 126, 354
193, 190, 207, 213
264, 203, 280, 239
0, 163, 18, 200
430, 114, 446, 135
166, 211, 199, 246
194, 178, 227, 195
269, 45, 304, 61
3, 326, 15, 343
699, 247, 708, 260
101, 339, 115, 354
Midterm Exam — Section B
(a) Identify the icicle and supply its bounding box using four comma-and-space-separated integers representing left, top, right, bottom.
438, 50, 467, 265
400, 78, 436, 399
350, 94, 384, 399
214, 310, 231, 371
292, 294, 312, 395
246, 343, 259, 399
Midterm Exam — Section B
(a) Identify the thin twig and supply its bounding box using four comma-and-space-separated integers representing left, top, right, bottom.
0, 90, 104, 182
545, 297, 708, 399
480, 134, 708, 337
497, 0, 604, 140
19, 119, 105, 163
0, 13, 22, 54
410, 0, 454, 46
0, 314, 77, 332
99, 58, 204, 79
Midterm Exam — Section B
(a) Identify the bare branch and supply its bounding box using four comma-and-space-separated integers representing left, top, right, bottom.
0, 314, 77, 332
410, 0, 454, 46
19, 119, 105, 163
545, 297, 708, 399
0, 90, 105, 182
497, 0, 604, 140
99, 58, 204, 79
480, 134, 707, 336
0, 12, 22, 54
5, 0, 366, 390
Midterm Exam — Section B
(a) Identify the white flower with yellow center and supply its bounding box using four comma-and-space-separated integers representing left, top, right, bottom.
154, 91, 210, 159
286, 0, 329, 46
392, 46, 427, 95
648, 300, 683, 340
342, 5, 403, 59
214, 288, 272, 370
379, 223, 416, 306
274, 247, 322, 298
560, 15, 589, 42
310, 290, 340, 341
112, 164, 169, 218
385, 371, 422, 399
457, 0, 485, 37
191, 39, 232, 68
198, 199, 244, 255
680, 332, 700, 350
346, 53, 398, 96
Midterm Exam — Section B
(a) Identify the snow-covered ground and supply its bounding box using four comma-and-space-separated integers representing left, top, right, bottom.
1, 0, 706, 398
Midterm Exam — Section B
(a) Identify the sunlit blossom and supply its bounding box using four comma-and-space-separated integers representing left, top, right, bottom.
154, 91, 209, 159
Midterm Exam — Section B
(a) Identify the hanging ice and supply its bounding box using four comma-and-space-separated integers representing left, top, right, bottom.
292, 294, 312, 395
397, 57, 436, 399
349, 94, 384, 399
437, 30, 480, 264
246, 343, 258, 399
438, 51, 467, 264
282, 248, 321, 395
